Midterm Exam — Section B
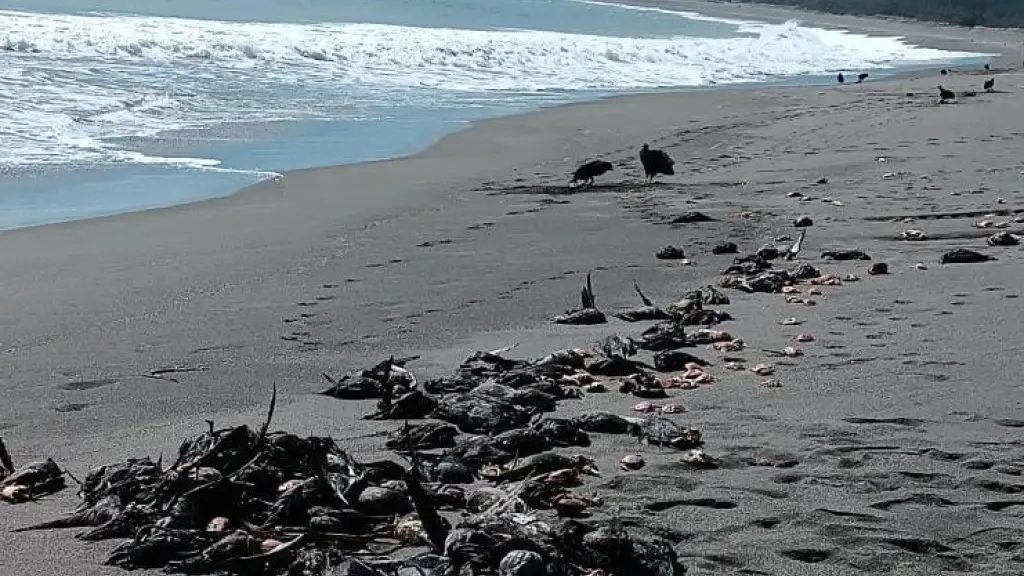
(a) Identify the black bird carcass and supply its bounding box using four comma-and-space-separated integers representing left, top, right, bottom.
569, 160, 613, 188
984, 78, 995, 92
938, 85, 956, 103
639, 144, 674, 184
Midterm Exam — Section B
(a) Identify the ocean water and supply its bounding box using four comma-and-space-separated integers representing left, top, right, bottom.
0, 0, 987, 230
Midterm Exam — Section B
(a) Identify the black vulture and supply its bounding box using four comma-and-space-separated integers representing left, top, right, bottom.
938, 85, 956, 102
984, 77, 995, 92
857, 72, 869, 83
570, 160, 613, 187
940, 68, 948, 75
984, 63, 991, 72
836, 72, 845, 84
639, 144, 674, 184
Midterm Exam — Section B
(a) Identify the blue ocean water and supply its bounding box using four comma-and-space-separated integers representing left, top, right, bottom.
0, 0, 987, 230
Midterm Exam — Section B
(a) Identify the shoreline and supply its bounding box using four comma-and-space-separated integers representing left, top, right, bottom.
0, 0, 1005, 235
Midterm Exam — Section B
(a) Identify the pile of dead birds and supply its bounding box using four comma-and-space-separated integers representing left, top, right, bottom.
16, 348, 691, 576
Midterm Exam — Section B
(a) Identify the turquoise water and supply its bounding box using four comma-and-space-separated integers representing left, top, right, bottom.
0, 0, 986, 230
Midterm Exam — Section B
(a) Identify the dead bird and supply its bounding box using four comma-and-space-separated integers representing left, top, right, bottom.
940, 248, 995, 264
386, 422, 460, 451
553, 273, 606, 325
572, 411, 633, 435
570, 160, 613, 187
482, 453, 599, 482
821, 249, 871, 261
653, 350, 710, 372
531, 418, 591, 448
655, 245, 686, 260
629, 414, 703, 450
638, 321, 689, 352
0, 458, 66, 503
433, 393, 536, 435
639, 144, 674, 183
613, 280, 671, 323
321, 356, 418, 400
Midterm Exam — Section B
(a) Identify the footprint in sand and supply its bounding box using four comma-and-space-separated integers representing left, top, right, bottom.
54, 402, 95, 413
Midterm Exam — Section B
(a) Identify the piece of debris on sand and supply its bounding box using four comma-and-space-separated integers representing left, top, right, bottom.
940, 248, 995, 264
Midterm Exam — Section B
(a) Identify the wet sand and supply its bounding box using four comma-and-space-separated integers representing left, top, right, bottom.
3, 8, 1024, 576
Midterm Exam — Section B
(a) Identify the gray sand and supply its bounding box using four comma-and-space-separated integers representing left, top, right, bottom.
3, 6, 1024, 575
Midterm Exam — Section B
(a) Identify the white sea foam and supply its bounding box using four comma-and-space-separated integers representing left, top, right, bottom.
0, 8, 984, 168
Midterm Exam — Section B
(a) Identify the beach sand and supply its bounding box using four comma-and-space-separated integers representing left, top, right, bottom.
3, 4, 1024, 574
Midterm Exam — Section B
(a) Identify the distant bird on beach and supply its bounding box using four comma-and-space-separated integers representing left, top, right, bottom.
836, 72, 845, 84
940, 68, 948, 76
857, 73, 869, 83
938, 85, 956, 103
570, 160, 613, 187
639, 144, 674, 184
984, 77, 995, 92
985, 63, 991, 72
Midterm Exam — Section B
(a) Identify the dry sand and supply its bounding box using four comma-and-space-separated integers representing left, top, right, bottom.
4, 6, 1024, 575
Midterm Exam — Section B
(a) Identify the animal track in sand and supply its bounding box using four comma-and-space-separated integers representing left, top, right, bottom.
779, 548, 832, 563
870, 493, 960, 510
971, 479, 1024, 494
813, 508, 883, 522
843, 417, 923, 427
984, 500, 1024, 512
60, 378, 119, 391
646, 498, 737, 511
54, 402, 95, 413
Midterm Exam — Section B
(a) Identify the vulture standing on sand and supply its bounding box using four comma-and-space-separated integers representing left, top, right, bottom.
940, 69, 948, 76
857, 73, 869, 83
938, 85, 956, 103
984, 78, 995, 92
570, 160, 614, 187
639, 144, 674, 183
836, 72, 845, 84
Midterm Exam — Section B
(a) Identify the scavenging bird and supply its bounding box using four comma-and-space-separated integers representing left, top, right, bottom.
857, 72, 869, 83
639, 144, 674, 184
570, 160, 613, 187
836, 72, 845, 84
938, 85, 956, 103
984, 77, 995, 92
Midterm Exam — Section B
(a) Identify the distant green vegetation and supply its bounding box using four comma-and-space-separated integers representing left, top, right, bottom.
726, 0, 1024, 28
